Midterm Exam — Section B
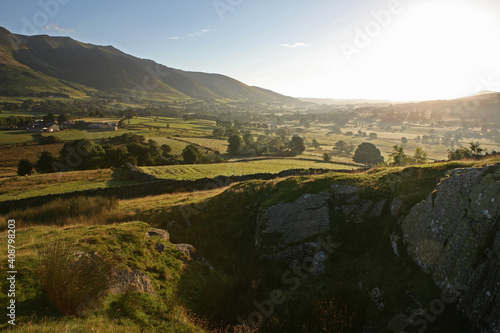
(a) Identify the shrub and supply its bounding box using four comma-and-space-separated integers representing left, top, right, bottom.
17, 159, 34, 176
35, 150, 58, 173
39, 135, 63, 145
38, 240, 115, 316
182, 144, 204, 164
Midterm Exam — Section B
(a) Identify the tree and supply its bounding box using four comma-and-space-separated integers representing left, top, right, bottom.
160, 144, 172, 156
448, 145, 473, 161
469, 141, 483, 155
413, 147, 428, 164
401, 137, 408, 146
323, 153, 332, 162
288, 136, 305, 155
333, 140, 347, 154
182, 144, 203, 164
126, 109, 137, 120
369, 133, 378, 140
57, 113, 69, 124
17, 159, 34, 176
43, 112, 56, 123
227, 135, 244, 155
35, 151, 57, 173
353, 142, 384, 167
104, 145, 128, 168
213, 128, 225, 138
333, 140, 355, 155
61, 139, 105, 170
388, 145, 410, 166
447, 141, 484, 161
146, 139, 164, 165
312, 139, 320, 149
243, 133, 255, 146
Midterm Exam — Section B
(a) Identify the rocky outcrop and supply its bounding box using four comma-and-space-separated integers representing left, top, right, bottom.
331, 184, 388, 223
146, 228, 170, 241
110, 269, 157, 297
174, 243, 199, 261
173, 243, 213, 269
255, 192, 332, 272
257, 192, 331, 247
401, 165, 500, 333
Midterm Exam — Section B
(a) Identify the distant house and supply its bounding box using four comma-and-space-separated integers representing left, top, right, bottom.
60, 120, 75, 130
27, 122, 60, 133
27, 123, 45, 133
87, 123, 104, 130
45, 124, 59, 133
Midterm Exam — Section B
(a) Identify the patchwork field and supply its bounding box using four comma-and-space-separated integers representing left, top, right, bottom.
0, 142, 64, 177
140, 158, 359, 180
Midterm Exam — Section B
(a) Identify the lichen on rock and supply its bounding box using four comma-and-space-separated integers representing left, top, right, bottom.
401, 165, 500, 333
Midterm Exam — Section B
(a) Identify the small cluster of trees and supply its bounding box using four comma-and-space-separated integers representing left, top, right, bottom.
18, 137, 173, 175
226, 134, 305, 157
388, 145, 428, 166
180, 144, 225, 164
447, 142, 484, 160
332, 140, 355, 155
0, 115, 34, 128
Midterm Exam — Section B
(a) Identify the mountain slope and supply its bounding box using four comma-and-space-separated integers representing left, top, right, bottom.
0, 27, 297, 102
0, 27, 95, 97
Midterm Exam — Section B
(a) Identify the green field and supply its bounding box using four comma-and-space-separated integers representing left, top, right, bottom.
0, 169, 142, 201
140, 158, 358, 180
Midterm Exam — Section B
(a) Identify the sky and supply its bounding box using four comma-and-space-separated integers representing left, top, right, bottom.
1, 0, 500, 101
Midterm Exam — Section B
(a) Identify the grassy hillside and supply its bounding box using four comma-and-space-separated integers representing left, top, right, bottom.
3, 157, 498, 331
0, 169, 144, 201
0, 221, 206, 332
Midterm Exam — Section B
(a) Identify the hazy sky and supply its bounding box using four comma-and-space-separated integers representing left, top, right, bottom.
1, 0, 500, 101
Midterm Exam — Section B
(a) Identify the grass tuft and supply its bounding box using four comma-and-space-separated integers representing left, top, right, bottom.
0, 196, 131, 230
38, 240, 116, 316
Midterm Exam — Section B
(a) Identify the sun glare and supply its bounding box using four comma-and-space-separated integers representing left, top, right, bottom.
352, 0, 500, 100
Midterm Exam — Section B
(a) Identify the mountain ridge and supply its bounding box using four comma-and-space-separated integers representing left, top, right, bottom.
0, 27, 297, 102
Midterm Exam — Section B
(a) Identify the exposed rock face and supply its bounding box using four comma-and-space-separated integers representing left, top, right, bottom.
390, 198, 408, 217
255, 192, 332, 270
258, 192, 331, 246
401, 165, 500, 333
173, 243, 213, 269
146, 228, 170, 241
174, 243, 199, 261
331, 184, 388, 223
110, 269, 157, 297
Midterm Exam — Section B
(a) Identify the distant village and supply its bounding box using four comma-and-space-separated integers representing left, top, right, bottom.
26, 120, 118, 133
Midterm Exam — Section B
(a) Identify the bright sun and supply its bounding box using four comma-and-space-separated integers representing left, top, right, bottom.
346, 0, 500, 100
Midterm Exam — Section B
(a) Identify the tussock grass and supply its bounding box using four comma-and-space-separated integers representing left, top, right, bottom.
0, 196, 132, 230
0, 222, 206, 332
38, 240, 115, 316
